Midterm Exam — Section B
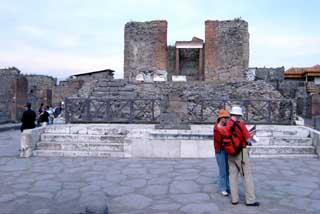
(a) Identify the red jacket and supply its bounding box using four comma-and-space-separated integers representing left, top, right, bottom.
226, 119, 251, 148
213, 123, 229, 153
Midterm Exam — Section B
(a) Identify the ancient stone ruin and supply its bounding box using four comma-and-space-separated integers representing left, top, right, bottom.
66, 19, 293, 126
124, 19, 249, 82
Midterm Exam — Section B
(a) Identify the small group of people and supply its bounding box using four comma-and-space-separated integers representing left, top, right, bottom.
21, 102, 63, 132
214, 106, 260, 206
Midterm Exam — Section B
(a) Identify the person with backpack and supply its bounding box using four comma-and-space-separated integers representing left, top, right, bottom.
226, 106, 259, 206
213, 109, 231, 196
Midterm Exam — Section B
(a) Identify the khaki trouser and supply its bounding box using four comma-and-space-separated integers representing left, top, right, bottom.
228, 148, 256, 204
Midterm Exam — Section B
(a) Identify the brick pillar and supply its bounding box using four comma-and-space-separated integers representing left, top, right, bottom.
199, 48, 203, 80
204, 20, 218, 81
175, 48, 180, 75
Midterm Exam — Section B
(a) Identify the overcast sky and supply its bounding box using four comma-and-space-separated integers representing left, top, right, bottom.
0, 0, 319, 79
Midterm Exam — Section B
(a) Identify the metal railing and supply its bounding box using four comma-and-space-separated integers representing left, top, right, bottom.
65, 98, 295, 124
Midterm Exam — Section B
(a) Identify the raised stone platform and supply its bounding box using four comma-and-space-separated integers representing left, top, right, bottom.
22, 124, 320, 159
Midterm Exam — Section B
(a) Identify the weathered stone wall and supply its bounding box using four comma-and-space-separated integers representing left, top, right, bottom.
53, 79, 84, 106
167, 46, 176, 79
79, 79, 292, 124
132, 81, 283, 101
253, 67, 284, 82
24, 75, 57, 111
124, 20, 167, 81
0, 68, 21, 123
204, 19, 249, 81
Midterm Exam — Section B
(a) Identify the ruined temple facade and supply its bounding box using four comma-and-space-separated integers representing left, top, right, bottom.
124, 19, 249, 82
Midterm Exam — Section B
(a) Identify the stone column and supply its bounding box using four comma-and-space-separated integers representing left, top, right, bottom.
199, 48, 203, 80
175, 48, 180, 75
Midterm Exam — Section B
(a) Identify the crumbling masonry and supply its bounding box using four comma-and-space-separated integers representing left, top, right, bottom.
124, 19, 249, 82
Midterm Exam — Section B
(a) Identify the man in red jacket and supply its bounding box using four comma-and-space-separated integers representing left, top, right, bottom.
227, 106, 259, 206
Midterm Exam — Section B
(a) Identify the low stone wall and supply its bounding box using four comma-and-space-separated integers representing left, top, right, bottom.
306, 127, 320, 156
125, 125, 214, 158
20, 127, 46, 158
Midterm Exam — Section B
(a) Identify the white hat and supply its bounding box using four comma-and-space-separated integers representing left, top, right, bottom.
230, 106, 243, 116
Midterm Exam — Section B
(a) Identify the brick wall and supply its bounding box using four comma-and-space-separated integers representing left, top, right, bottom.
25, 75, 57, 110
204, 19, 249, 81
124, 20, 168, 81
53, 79, 84, 106
0, 68, 20, 123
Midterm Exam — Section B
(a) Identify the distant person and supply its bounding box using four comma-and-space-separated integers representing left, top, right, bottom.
53, 102, 63, 118
38, 106, 49, 126
20, 102, 36, 132
38, 103, 44, 115
47, 106, 55, 124
213, 109, 231, 196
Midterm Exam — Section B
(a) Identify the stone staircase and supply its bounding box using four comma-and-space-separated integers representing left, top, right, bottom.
33, 125, 128, 157
32, 124, 318, 158
244, 125, 316, 158
148, 125, 318, 158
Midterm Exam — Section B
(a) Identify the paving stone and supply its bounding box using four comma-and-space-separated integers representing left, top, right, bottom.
31, 180, 62, 192
121, 178, 147, 188
63, 182, 86, 189
0, 194, 16, 202
148, 177, 172, 185
34, 209, 52, 214
105, 174, 127, 182
80, 184, 101, 192
104, 186, 135, 196
28, 192, 54, 199
55, 189, 80, 202
144, 185, 168, 195
170, 193, 210, 204
0, 159, 32, 171
175, 173, 199, 180
169, 181, 200, 194
151, 203, 181, 210
310, 189, 320, 200
180, 203, 219, 213
111, 194, 152, 209
196, 176, 215, 185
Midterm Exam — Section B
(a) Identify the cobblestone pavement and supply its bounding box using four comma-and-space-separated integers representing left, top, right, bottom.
0, 130, 320, 214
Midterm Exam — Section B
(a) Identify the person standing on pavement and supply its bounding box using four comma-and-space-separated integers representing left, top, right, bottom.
20, 102, 36, 132
227, 106, 259, 206
213, 109, 231, 196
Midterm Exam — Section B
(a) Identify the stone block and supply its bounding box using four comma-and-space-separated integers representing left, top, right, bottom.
180, 141, 198, 158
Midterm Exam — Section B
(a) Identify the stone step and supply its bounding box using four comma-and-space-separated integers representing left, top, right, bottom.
250, 154, 319, 159
44, 125, 129, 135
150, 132, 312, 145
90, 91, 138, 98
93, 87, 135, 93
255, 126, 309, 138
255, 136, 313, 146
97, 81, 127, 87
248, 145, 316, 155
33, 150, 125, 157
36, 141, 124, 152
41, 133, 125, 144
150, 132, 212, 140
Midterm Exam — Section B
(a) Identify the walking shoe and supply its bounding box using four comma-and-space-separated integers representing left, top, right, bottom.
221, 191, 228, 196
231, 201, 238, 205
245, 202, 260, 206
